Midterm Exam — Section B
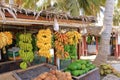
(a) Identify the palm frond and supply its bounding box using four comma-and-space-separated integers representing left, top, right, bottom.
117, 0, 120, 8
66, 0, 80, 17
100, 0, 106, 6
78, 0, 100, 16
21, 0, 38, 10
55, 0, 79, 17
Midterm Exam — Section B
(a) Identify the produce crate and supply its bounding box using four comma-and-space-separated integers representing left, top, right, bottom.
13, 63, 57, 80
72, 68, 100, 80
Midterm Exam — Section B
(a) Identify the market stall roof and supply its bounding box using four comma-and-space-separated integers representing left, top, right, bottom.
0, 5, 97, 28
81, 26, 120, 36
81, 26, 102, 36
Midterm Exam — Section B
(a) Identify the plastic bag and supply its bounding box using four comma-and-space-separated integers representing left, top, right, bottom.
53, 18, 59, 32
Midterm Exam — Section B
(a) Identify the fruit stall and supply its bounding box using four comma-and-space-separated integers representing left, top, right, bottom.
0, 5, 102, 80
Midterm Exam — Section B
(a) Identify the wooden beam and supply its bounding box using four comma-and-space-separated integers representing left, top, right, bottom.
0, 17, 88, 28
4, 12, 91, 25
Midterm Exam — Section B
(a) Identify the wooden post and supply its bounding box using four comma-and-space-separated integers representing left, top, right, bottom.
117, 44, 120, 58
83, 36, 87, 56
77, 28, 81, 59
118, 35, 120, 58
54, 49, 57, 66
82, 36, 85, 56
46, 58, 48, 63
115, 34, 118, 58
80, 41, 82, 57
96, 36, 98, 54
53, 30, 57, 66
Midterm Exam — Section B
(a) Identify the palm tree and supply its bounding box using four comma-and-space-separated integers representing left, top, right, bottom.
93, 0, 115, 66
16, 0, 101, 17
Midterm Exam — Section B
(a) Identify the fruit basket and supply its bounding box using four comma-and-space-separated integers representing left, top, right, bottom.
72, 68, 100, 80
12, 63, 57, 80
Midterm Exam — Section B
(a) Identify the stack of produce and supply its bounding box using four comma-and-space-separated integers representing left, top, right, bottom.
64, 60, 96, 77
0, 31, 13, 49
64, 44, 77, 59
54, 31, 69, 59
100, 63, 120, 77
34, 70, 72, 80
19, 33, 34, 69
64, 31, 81, 59
37, 29, 52, 59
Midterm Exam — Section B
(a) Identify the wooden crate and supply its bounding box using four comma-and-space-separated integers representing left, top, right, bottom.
72, 68, 100, 80
13, 63, 57, 80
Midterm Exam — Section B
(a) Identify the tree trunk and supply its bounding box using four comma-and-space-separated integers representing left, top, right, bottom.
93, 0, 115, 67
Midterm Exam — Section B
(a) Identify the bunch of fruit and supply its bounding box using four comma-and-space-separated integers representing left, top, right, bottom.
64, 44, 77, 59
54, 32, 69, 59
66, 31, 81, 45
100, 63, 120, 77
54, 32, 68, 44
19, 33, 34, 69
34, 70, 72, 80
64, 60, 96, 77
36, 29, 52, 59
0, 31, 13, 49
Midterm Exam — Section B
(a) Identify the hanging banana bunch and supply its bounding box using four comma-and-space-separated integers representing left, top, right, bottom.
0, 31, 13, 49
36, 29, 52, 59
54, 31, 69, 59
19, 33, 34, 69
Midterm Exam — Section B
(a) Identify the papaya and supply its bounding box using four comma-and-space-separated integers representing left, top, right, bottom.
81, 64, 86, 70
76, 63, 81, 69
84, 68, 89, 73
86, 63, 90, 67
68, 63, 78, 70
71, 70, 80, 76
90, 65, 96, 69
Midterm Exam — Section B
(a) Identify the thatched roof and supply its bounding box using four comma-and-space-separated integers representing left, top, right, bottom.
81, 26, 102, 36
81, 26, 120, 36
0, 5, 96, 28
